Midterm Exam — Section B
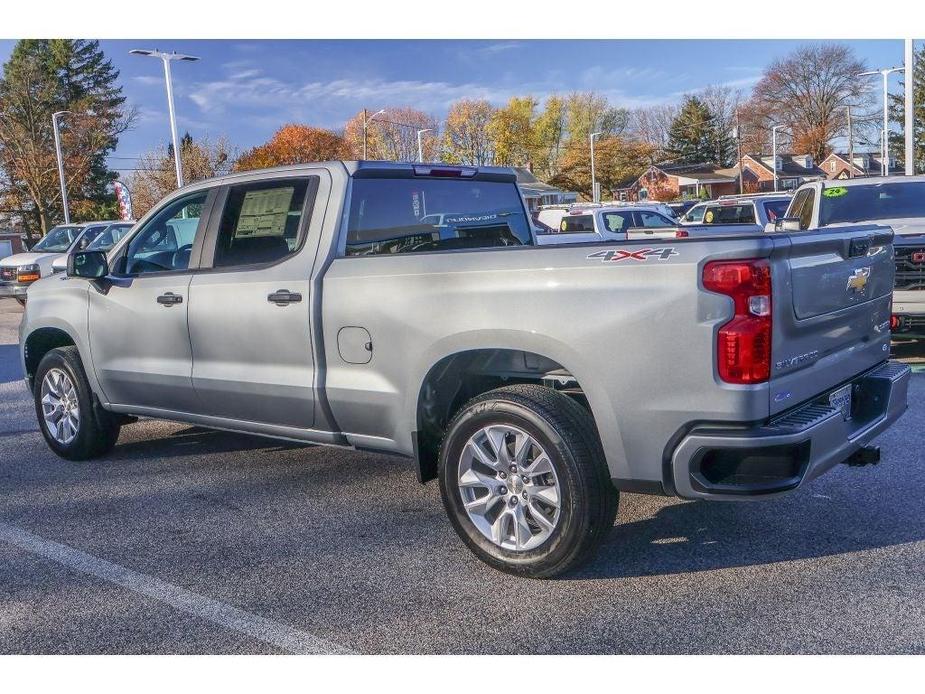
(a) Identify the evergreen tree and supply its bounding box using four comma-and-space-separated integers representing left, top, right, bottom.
0, 40, 132, 236
888, 43, 925, 174
667, 96, 729, 164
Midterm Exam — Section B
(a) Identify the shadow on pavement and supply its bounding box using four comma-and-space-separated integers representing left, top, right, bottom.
106, 426, 309, 462
0, 344, 23, 385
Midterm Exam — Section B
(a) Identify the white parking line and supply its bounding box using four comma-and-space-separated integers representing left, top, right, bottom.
0, 521, 355, 655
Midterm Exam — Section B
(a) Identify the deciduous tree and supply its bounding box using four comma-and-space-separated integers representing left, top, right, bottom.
750, 43, 872, 160
128, 135, 233, 217
235, 124, 349, 171
0, 39, 133, 239
343, 107, 438, 161
549, 136, 656, 200
442, 99, 496, 166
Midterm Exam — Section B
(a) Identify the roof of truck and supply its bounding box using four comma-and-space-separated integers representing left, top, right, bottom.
812, 175, 925, 188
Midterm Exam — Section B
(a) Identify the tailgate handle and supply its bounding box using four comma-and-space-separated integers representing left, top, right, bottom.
849, 237, 871, 258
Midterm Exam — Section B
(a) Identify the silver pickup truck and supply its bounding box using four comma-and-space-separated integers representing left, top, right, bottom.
18, 161, 911, 577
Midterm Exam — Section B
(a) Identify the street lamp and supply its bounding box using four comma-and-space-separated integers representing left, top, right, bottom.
130, 49, 200, 188
416, 128, 433, 162
771, 124, 790, 192
52, 110, 94, 225
589, 131, 602, 203
363, 109, 386, 160
858, 66, 905, 176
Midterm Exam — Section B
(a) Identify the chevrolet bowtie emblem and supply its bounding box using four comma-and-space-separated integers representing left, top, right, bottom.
846, 267, 871, 293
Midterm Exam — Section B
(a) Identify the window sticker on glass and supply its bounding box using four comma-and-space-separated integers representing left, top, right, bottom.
235, 187, 295, 238
823, 187, 848, 198
704, 209, 715, 223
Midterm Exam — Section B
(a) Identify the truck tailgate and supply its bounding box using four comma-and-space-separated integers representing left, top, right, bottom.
769, 225, 894, 416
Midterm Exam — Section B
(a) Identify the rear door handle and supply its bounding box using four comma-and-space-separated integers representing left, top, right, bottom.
156, 292, 183, 306
268, 290, 302, 306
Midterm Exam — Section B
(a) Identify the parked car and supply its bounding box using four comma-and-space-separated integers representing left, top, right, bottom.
779, 176, 925, 340
51, 221, 135, 273
680, 193, 791, 233
19, 161, 910, 578
0, 223, 84, 304
535, 204, 683, 245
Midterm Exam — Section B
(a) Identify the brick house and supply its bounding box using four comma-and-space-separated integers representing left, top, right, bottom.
0, 230, 27, 259
736, 153, 826, 192
818, 152, 891, 180
514, 167, 578, 212
613, 163, 738, 202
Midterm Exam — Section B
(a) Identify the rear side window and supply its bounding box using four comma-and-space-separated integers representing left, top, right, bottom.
703, 204, 756, 224
559, 214, 595, 233
213, 178, 314, 268
346, 178, 531, 255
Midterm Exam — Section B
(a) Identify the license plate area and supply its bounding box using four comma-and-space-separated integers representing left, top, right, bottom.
828, 384, 853, 421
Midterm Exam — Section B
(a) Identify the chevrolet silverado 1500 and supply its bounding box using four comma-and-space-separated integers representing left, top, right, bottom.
18, 161, 910, 577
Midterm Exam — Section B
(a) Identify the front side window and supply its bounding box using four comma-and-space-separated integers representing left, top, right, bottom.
122, 192, 208, 275
212, 178, 312, 268
74, 224, 108, 251
683, 205, 706, 223
33, 225, 80, 253
345, 177, 531, 255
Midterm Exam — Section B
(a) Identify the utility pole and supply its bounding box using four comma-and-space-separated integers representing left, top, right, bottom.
906, 39, 915, 175
416, 128, 433, 162
847, 105, 854, 178
51, 112, 71, 224
735, 109, 743, 193
589, 132, 602, 203
858, 66, 905, 177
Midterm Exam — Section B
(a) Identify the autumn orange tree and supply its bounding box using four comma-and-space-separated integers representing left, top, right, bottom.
235, 124, 349, 171
550, 136, 656, 200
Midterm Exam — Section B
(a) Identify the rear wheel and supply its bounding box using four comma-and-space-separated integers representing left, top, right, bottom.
439, 384, 617, 578
34, 346, 121, 460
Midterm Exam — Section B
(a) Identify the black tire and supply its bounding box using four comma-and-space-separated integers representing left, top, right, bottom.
439, 384, 618, 578
33, 346, 121, 460
15, 297, 26, 307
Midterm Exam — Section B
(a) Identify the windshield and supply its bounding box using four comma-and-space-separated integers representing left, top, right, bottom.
87, 223, 134, 251
819, 182, 925, 225
33, 226, 80, 252
763, 200, 790, 222
346, 177, 531, 255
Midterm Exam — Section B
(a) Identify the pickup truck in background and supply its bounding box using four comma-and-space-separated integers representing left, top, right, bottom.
51, 221, 136, 273
0, 222, 115, 304
780, 177, 925, 341
19, 161, 911, 577
681, 193, 792, 232
535, 204, 684, 244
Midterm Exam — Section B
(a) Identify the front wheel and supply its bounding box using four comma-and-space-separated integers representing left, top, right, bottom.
34, 346, 121, 460
439, 384, 617, 578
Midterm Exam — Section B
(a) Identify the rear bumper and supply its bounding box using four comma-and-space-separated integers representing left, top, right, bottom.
0, 281, 28, 298
670, 360, 911, 500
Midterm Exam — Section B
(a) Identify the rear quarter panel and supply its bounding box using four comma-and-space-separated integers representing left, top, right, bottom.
321, 238, 776, 487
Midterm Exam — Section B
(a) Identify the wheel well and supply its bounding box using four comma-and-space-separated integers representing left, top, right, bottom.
24, 328, 76, 390
414, 349, 589, 483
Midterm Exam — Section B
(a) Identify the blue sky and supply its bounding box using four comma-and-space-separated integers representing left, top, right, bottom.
0, 39, 910, 174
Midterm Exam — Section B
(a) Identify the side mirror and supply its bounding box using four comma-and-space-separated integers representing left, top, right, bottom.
67, 250, 109, 279
774, 217, 801, 232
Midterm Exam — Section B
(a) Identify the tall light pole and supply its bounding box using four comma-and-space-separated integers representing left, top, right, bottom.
416, 128, 433, 162
905, 40, 916, 176
363, 109, 386, 160
858, 66, 905, 176
130, 49, 200, 188
771, 124, 789, 192
51, 109, 94, 224
51, 111, 72, 224
589, 131, 602, 203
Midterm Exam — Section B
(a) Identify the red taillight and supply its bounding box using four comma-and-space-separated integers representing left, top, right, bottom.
703, 259, 772, 384
890, 314, 901, 330
412, 165, 477, 178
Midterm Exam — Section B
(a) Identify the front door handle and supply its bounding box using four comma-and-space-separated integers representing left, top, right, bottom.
268, 290, 302, 306
156, 292, 183, 306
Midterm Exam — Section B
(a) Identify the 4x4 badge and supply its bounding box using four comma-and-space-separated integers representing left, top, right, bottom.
588, 248, 679, 263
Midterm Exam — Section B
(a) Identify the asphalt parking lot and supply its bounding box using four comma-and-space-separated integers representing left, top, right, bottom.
1, 296, 924, 654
